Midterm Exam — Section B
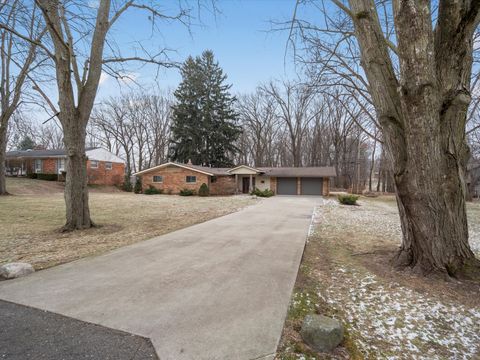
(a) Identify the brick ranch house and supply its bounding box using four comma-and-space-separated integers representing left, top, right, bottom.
5, 148, 125, 186
135, 161, 336, 195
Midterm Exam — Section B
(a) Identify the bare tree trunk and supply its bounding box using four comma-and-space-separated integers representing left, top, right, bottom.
0, 124, 7, 195
63, 119, 92, 230
368, 131, 377, 191
345, 0, 480, 277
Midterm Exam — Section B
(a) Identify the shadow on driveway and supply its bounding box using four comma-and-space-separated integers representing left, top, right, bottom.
0, 300, 158, 360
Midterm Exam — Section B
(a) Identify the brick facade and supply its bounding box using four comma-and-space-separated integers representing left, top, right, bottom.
142, 165, 210, 194
322, 177, 330, 196
139, 164, 331, 196
210, 175, 236, 195
42, 158, 57, 174
87, 160, 125, 186
269, 177, 277, 194
27, 157, 124, 186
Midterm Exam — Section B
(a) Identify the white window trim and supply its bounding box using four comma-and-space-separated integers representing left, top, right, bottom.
186, 175, 197, 183
34, 159, 42, 173
153, 175, 163, 183
57, 159, 65, 174
105, 162, 113, 170
90, 160, 99, 169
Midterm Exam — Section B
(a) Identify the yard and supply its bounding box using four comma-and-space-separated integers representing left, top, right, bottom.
0, 178, 257, 270
277, 196, 480, 360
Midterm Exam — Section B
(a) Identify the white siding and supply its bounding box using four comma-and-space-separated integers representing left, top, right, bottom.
229, 168, 258, 175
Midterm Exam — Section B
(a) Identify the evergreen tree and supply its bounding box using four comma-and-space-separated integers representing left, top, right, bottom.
169, 50, 240, 167
17, 136, 36, 150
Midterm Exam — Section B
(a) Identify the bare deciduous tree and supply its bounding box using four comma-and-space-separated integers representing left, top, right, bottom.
291, 0, 480, 276
1, 0, 191, 230
91, 91, 172, 175
0, 1, 44, 194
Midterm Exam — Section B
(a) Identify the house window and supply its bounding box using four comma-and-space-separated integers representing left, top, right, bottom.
153, 175, 163, 183
105, 162, 112, 170
211, 176, 217, 183
90, 160, 98, 169
57, 159, 65, 174
34, 159, 42, 173
186, 175, 196, 183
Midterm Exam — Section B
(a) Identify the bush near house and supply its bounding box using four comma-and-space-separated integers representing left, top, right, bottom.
134, 176, 142, 194
198, 183, 209, 197
251, 188, 274, 198
122, 174, 133, 192
144, 185, 163, 195
37, 173, 58, 181
179, 188, 195, 196
338, 194, 359, 205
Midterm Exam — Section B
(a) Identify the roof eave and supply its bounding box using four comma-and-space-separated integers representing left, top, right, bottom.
133, 162, 214, 177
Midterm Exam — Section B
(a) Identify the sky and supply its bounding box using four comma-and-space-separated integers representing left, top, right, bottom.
97, 0, 303, 99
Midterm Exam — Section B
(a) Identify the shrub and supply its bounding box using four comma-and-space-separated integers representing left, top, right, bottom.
134, 176, 142, 194
37, 173, 58, 181
27, 173, 38, 179
198, 183, 209, 197
144, 185, 163, 195
251, 187, 274, 198
338, 194, 359, 205
122, 175, 133, 192
179, 188, 195, 196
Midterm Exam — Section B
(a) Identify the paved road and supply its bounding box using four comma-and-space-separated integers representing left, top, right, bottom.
0, 196, 319, 360
0, 300, 158, 360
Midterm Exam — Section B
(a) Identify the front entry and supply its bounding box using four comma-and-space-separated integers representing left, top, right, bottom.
242, 177, 255, 193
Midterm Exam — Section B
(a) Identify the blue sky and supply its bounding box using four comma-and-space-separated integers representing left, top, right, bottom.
98, 0, 302, 98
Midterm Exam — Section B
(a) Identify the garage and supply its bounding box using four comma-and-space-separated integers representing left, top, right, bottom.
301, 177, 323, 195
277, 177, 297, 195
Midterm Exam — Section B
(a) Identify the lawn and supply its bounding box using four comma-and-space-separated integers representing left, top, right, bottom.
0, 178, 257, 270
277, 196, 480, 360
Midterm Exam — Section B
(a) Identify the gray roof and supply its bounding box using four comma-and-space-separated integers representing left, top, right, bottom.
182, 163, 231, 175
6, 148, 97, 159
258, 166, 336, 178
175, 163, 336, 177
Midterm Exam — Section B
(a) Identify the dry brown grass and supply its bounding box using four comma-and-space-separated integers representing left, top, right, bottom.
0, 178, 256, 270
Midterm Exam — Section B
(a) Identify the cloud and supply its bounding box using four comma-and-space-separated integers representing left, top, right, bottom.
98, 71, 139, 87
99, 71, 109, 85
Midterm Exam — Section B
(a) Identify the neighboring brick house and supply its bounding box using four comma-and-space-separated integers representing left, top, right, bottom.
5, 148, 125, 186
135, 162, 336, 196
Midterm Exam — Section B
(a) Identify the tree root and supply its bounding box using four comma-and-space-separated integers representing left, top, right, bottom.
391, 248, 480, 281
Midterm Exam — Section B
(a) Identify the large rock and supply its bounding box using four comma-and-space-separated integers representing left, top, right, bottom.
0, 263, 35, 280
300, 314, 344, 352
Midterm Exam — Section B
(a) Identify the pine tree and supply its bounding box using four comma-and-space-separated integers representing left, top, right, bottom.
169, 50, 240, 167
17, 136, 36, 150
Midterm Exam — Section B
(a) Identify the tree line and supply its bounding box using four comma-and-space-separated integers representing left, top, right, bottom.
9, 78, 379, 193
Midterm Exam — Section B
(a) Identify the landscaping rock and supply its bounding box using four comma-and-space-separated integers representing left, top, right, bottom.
300, 314, 344, 353
0, 263, 35, 280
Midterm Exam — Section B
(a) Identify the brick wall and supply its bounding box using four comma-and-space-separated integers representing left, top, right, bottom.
210, 175, 236, 195
270, 177, 277, 194
42, 158, 57, 174
31, 158, 56, 174
323, 177, 330, 196
87, 160, 125, 186
142, 165, 210, 194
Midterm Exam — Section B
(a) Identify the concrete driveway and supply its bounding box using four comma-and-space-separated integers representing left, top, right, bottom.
0, 196, 319, 360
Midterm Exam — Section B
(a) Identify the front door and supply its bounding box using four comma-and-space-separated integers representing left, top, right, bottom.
242, 177, 255, 193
